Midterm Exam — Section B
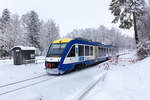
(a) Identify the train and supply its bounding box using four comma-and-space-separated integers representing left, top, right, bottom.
45, 38, 118, 74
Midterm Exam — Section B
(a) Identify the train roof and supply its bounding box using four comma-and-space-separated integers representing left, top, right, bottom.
74, 38, 118, 48
52, 38, 117, 48
53, 38, 72, 43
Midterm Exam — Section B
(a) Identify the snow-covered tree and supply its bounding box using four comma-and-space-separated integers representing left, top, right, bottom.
0, 9, 11, 34
0, 9, 22, 56
0, 8, 60, 57
8, 14, 22, 47
66, 29, 82, 38
65, 26, 134, 49
98, 25, 108, 43
136, 5, 150, 59
0, 9, 11, 53
39, 19, 60, 54
22, 11, 41, 50
137, 6, 150, 41
137, 40, 150, 59
45, 20, 59, 44
109, 0, 146, 44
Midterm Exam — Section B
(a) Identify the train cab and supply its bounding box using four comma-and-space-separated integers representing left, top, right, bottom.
45, 38, 72, 74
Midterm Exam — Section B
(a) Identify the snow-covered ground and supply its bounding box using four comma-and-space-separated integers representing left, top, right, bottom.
0, 57, 45, 86
83, 53, 150, 100
0, 56, 106, 100
0, 52, 150, 100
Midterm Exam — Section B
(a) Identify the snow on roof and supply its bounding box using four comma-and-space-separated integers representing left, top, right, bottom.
12, 46, 36, 51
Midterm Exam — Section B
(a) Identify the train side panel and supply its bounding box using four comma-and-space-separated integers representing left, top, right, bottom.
58, 40, 107, 73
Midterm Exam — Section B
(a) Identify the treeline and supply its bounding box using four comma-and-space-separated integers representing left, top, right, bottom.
0, 8, 135, 58
65, 26, 135, 49
0, 9, 60, 56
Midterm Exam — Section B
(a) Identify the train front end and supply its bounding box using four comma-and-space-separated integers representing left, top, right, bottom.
45, 38, 72, 74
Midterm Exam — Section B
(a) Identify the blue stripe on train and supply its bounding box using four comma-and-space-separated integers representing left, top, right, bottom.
58, 57, 109, 73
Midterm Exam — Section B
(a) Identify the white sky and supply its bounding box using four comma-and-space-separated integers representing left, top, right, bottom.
0, 0, 134, 37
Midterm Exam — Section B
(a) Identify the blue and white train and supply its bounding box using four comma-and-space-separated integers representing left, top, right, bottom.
45, 38, 118, 74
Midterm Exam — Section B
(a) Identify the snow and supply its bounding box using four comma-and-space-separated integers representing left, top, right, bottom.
0, 56, 105, 100
83, 53, 150, 100
12, 46, 36, 51
0, 51, 150, 100
0, 59, 45, 86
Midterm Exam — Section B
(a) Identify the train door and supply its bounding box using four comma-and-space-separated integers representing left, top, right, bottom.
94, 46, 98, 62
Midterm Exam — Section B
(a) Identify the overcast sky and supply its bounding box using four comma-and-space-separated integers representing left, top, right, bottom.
0, 0, 133, 37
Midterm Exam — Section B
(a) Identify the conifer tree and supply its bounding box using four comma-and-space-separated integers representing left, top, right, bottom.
0, 9, 10, 34
109, 0, 145, 44
23, 11, 41, 49
0, 9, 11, 52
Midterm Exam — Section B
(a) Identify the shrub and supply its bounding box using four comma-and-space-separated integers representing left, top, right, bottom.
137, 40, 150, 59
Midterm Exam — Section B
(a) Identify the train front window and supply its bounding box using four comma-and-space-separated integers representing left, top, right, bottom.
47, 43, 67, 57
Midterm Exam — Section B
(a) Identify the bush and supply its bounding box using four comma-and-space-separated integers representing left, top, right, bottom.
137, 40, 150, 59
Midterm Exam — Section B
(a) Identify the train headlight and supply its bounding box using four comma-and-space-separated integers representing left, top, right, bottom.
46, 63, 52, 68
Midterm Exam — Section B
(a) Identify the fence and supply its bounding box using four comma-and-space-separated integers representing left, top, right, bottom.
0, 57, 45, 65
24, 58, 45, 65
98, 57, 136, 70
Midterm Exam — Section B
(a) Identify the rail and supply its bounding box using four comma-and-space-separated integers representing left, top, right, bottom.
0, 75, 57, 96
0, 74, 47, 88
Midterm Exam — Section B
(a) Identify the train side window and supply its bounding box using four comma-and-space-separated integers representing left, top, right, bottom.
100, 48, 103, 56
103, 48, 106, 56
110, 49, 112, 56
85, 46, 89, 56
98, 47, 100, 57
101, 48, 102, 56
79, 45, 84, 56
107, 48, 109, 55
90, 46, 93, 56
67, 45, 75, 57
107, 48, 109, 56
102, 48, 104, 56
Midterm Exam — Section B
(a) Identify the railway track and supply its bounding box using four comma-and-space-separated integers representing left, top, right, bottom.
0, 74, 47, 88
78, 71, 107, 100
0, 74, 57, 96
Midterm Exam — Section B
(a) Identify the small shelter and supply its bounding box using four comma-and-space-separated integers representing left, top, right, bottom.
12, 46, 36, 65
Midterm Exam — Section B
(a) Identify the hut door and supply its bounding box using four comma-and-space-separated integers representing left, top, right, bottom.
16, 50, 21, 65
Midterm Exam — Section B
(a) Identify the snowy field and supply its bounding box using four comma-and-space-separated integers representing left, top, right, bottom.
0, 52, 150, 100
83, 53, 150, 100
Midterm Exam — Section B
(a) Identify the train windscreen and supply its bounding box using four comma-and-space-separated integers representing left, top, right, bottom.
47, 43, 67, 57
